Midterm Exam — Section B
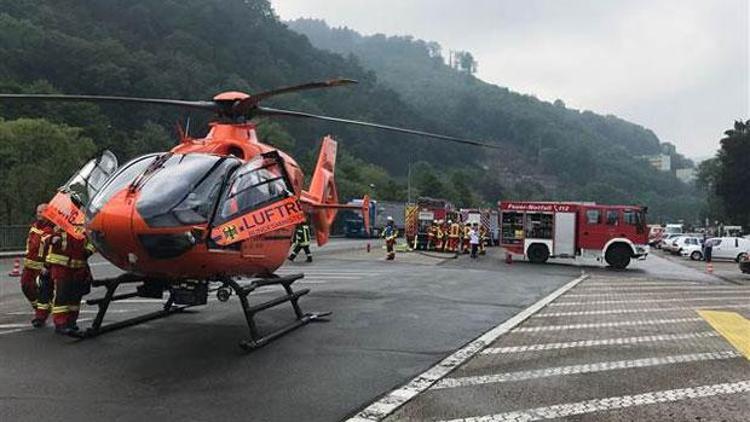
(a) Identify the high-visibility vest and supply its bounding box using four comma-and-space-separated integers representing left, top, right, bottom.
46, 229, 95, 269
24, 220, 53, 270
294, 225, 311, 246
449, 223, 460, 237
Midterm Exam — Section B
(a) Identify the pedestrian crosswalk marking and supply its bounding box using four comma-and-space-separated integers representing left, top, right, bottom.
549, 296, 750, 306
436, 380, 750, 422
565, 289, 749, 298
699, 310, 750, 360
513, 317, 703, 332
481, 331, 719, 354
433, 350, 739, 389
536, 303, 750, 318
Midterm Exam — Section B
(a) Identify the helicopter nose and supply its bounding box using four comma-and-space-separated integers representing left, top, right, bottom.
86, 192, 138, 270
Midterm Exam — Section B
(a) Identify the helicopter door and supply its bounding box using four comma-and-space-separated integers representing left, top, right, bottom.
210, 151, 305, 247
43, 151, 119, 239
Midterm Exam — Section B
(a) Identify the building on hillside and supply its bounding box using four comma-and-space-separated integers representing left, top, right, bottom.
645, 154, 671, 172
676, 168, 696, 184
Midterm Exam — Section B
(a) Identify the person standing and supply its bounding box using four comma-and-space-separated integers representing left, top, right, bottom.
462, 223, 471, 254
382, 216, 398, 260
447, 220, 461, 253
20, 203, 54, 327
427, 220, 437, 250
478, 225, 488, 255
45, 228, 95, 335
470, 223, 481, 259
288, 221, 313, 263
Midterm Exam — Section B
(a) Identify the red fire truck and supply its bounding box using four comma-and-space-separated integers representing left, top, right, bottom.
499, 201, 649, 269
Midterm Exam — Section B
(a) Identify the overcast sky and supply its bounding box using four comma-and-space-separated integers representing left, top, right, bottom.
272, 0, 748, 159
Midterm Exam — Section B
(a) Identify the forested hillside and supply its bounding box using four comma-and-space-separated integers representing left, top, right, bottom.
288, 19, 703, 222
0, 0, 701, 224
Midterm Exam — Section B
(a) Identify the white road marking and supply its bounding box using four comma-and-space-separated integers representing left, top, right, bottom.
438, 380, 750, 422
549, 296, 750, 306
564, 289, 749, 298
344, 274, 590, 422
0, 323, 29, 329
535, 303, 750, 318
0, 328, 25, 336
582, 282, 700, 288
513, 317, 703, 333
481, 331, 719, 354
577, 285, 740, 291
433, 350, 739, 389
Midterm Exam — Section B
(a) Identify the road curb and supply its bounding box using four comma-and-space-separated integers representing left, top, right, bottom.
345, 271, 590, 422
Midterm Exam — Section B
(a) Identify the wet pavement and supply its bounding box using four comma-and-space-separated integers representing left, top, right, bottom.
2, 243, 748, 421
374, 263, 750, 421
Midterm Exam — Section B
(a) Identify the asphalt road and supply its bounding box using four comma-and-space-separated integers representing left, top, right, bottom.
1, 245, 743, 421
0, 243, 578, 422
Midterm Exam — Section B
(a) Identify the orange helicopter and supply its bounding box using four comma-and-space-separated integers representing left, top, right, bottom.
0, 80, 498, 349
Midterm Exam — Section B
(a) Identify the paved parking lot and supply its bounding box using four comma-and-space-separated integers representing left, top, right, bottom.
377, 274, 750, 421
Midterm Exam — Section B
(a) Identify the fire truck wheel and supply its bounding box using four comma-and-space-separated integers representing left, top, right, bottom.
605, 244, 631, 269
527, 244, 550, 264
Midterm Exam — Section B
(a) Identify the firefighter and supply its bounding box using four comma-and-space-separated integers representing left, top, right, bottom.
427, 220, 437, 250
435, 220, 445, 251
479, 225, 488, 255
447, 220, 461, 253
20, 204, 54, 327
382, 216, 398, 260
45, 228, 95, 335
462, 222, 471, 254
288, 221, 313, 263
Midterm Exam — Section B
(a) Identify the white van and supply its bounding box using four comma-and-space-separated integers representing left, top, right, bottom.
705, 237, 750, 262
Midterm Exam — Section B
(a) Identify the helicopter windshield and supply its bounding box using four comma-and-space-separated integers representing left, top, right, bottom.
136, 154, 241, 228
64, 150, 118, 208
88, 153, 159, 217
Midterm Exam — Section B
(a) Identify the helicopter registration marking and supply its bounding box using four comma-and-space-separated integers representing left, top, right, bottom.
42, 192, 86, 240
211, 197, 305, 246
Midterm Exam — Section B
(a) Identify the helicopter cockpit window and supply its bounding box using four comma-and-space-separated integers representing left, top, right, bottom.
64, 150, 118, 208
215, 155, 293, 225
136, 154, 241, 228
88, 153, 159, 217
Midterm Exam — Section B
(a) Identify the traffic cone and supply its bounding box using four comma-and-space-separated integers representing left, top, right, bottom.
8, 258, 21, 277
706, 262, 714, 274
506, 253, 513, 264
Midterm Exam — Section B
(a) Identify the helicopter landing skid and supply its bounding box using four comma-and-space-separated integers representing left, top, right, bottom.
224, 273, 330, 351
82, 274, 198, 339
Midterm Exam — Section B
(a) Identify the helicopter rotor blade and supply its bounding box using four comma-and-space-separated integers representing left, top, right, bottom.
0, 94, 217, 112
256, 106, 501, 149
235, 79, 358, 114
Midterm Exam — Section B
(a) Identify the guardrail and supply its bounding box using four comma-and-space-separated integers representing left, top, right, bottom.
0, 225, 27, 252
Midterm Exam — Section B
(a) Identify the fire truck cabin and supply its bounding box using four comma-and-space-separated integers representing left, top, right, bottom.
499, 201, 649, 269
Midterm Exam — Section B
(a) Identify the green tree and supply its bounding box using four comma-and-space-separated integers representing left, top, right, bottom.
715, 120, 750, 226
0, 118, 96, 224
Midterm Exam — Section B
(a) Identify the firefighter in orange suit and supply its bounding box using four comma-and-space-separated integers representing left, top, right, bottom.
435, 220, 445, 251
427, 220, 437, 250
20, 204, 54, 327
462, 223, 471, 254
479, 225, 488, 255
45, 228, 95, 335
447, 220, 461, 253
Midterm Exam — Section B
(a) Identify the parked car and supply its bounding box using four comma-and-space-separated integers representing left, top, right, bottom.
669, 236, 702, 256
681, 242, 706, 261
704, 237, 750, 262
740, 253, 750, 274
658, 233, 682, 250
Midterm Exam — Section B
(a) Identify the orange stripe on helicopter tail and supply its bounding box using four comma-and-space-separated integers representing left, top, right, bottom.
211, 196, 305, 246
42, 192, 86, 240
